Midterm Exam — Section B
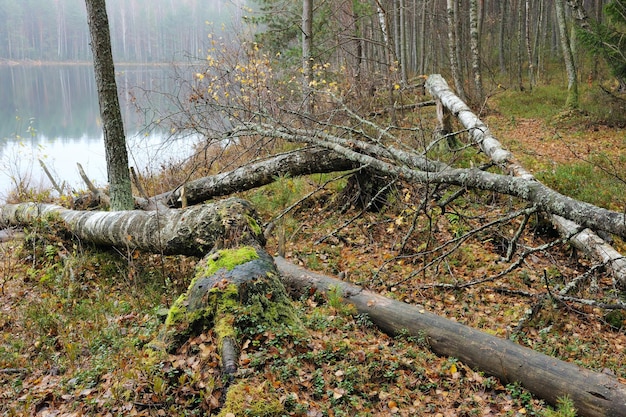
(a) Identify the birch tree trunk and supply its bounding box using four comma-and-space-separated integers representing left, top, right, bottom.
525, 0, 535, 89
0, 198, 265, 257
235, 120, 626, 242
469, 0, 484, 103
447, 0, 466, 102
302, 0, 313, 113
517, 0, 525, 90
418, 0, 428, 74
156, 148, 356, 208
399, 0, 408, 83
556, 0, 580, 109
84, 0, 134, 210
498, 0, 507, 74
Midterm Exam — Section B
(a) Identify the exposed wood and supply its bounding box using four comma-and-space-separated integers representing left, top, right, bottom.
425, 74, 626, 287
275, 256, 626, 417
77, 162, 111, 208
38, 159, 64, 196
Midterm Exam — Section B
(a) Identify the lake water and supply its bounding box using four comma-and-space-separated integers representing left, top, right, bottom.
0, 64, 200, 203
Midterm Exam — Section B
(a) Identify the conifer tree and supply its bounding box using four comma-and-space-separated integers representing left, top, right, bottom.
570, 0, 626, 91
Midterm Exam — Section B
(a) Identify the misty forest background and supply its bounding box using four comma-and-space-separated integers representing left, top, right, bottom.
0, 0, 245, 63
0, 0, 621, 105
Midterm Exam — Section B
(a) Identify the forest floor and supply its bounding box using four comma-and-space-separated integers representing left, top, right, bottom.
1, 84, 626, 416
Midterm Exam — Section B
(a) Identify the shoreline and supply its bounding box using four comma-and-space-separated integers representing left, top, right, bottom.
0, 59, 190, 67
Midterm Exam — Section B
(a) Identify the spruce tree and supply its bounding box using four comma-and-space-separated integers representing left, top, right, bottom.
577, 0, 626, 90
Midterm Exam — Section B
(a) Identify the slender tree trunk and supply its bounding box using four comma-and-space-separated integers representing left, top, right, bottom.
418, 0, 428, 74
525, 0, 535, 89
302, 0, 313, 113
469, 0, 484, 104
399, 0, 408, 83
447, 0, 466, 101
84, 0, 134, 210
556, 0, 579, 109
374, 0, 397, 122
517, 0, 525, 90
499, 0, 507, 74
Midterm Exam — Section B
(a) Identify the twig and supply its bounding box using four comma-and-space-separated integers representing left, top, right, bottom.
504, 210, 532, 262
0, 368, 28, 374
76, 163, 111, 207
38, 159, 64, 195
559, 263, 605, 295
130, 167, 149, 200
556, 295, 626, 310
513, 295, 546, 334
387, 205, 539, 287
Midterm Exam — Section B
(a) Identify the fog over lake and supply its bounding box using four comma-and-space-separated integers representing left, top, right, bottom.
0, 64, 200, 203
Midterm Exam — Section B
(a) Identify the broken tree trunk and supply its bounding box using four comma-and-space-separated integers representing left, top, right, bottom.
276, 256, 626, 417
156, 245, 301, 375
425, 74, 626, 287
154, 147, 356, 208
5, 196, 626, 415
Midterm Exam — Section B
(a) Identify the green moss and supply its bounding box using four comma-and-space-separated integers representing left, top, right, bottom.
246, 214, 263, 237
164, 294, 187, 326
161, 246, 302, 350
166, 246, 259, 327
203, 246, 259, 277
217, 381, 283, 417
213, 284, 239, 341
236, 270, 303, 336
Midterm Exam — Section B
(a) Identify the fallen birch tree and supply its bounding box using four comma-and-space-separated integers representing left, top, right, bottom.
5, 72, 626, 415
425, 74, 626, 287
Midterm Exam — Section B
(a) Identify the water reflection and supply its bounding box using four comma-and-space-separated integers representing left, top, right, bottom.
0, 64, 196, 202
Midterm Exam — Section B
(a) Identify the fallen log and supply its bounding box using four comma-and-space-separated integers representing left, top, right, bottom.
234, 121, 626, 240
275, 256, 626, 417
153, 147, 357, 208
425, 74, 626, 287
0, 198, 264, 257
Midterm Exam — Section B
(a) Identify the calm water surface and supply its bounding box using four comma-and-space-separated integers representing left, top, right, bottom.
0, 64, 198, 203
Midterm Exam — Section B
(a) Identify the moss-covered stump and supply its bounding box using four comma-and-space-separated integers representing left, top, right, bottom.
157, 245, 301, 372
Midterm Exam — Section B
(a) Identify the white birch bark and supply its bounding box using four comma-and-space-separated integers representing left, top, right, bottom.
425, 74, 626, 286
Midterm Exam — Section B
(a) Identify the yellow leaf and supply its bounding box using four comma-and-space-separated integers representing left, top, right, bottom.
449, 363, 457, 374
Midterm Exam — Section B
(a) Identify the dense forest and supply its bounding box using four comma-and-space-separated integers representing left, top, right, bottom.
244, 0, 625, 105
0, 0, 246, 62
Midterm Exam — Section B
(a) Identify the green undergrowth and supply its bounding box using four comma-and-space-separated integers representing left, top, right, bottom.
493, 82, 626, 127
536, 155, 626, 211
